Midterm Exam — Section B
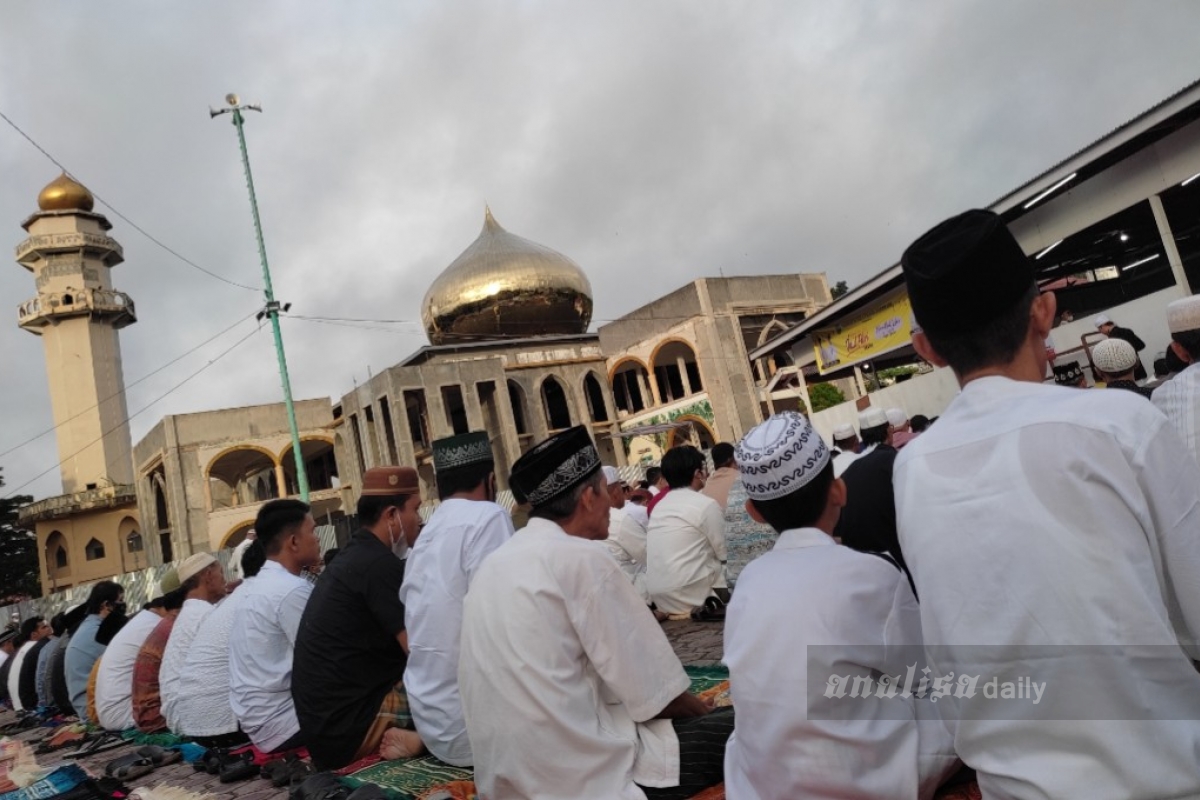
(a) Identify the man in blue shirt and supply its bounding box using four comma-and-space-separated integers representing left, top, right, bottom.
63, 581, 123, 722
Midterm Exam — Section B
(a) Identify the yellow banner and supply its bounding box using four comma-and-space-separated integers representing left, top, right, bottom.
813, 293, 913, 375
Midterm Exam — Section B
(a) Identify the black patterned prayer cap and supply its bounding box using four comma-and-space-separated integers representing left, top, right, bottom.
902, 209, 1035, 336
510, 425, 601, 509
432, 431, 494, 475
736, 412, 831, 501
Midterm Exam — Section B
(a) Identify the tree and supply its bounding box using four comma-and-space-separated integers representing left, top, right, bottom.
808, 383, 847, 412
0, 469, 39, 601
831, 281, 849, 300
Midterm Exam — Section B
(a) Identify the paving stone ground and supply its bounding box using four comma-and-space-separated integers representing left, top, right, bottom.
0, 619, 725, 799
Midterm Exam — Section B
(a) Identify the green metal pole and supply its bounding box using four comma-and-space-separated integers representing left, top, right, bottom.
229, 107, 310, 501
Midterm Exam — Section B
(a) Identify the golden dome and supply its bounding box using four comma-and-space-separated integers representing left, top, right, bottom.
37, 172, 95, 212
422, 208, 593, 345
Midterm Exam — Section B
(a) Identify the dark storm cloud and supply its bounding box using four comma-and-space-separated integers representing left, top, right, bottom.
1, 0, 1198, 497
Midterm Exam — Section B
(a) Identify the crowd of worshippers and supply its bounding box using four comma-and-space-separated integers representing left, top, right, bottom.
4, 209, 1200, 798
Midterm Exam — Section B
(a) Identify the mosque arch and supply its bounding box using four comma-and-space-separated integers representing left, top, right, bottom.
84, 537, 106, 561
221, 521, 256, 550
665, 415, 717, 451
507, 380, 530, 436
206, 445, 280, 509
650, 339, 704, 404
609, 357, 653, 414
582, 371, 610, 423
540, 376, 574, 432
46, 531, 70, 578
278, 437, 338, 495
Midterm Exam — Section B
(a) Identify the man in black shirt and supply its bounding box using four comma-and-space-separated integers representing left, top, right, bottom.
1094, 314, 1148, 381
292, 466, 426, 770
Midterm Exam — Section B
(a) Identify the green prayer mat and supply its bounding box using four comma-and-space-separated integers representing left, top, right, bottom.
343, 665, 731, 800
119, 729, 186, 747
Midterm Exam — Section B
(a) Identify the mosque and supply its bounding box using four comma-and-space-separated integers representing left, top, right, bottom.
13, 177, 827, 594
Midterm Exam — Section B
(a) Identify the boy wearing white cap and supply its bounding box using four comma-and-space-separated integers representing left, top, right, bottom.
160, 553, 227, 731
1091, 338, 1153, 399
597, 465, 651, 602
1153, 296, 1200, 460
724, 412, 957, 799
830, 424, 860, 477
1093, 314, 1148, 380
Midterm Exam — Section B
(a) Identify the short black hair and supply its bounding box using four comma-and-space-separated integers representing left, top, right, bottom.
50, 612, 67, 637
1173, 329, 1200, 362
1166, 344, 1190, 373
86, 580, 123, 615
531, 471, 603, 522
323, 548, 340, 568
662, 446, 705, 489
18, 616, 44, 644
241, 539, 267, 578
144, 596, 166, 611
255, 499, 311, 555
748, 461, 835, 533
860, 423, 889, 446
922, 284, 1038, 376
436, 461, 494, 501
711, 442, 735, 468
162, 587, 188, 612
357, 493, 413, 526
645, 467, 663, 486
910, 415, 930, 432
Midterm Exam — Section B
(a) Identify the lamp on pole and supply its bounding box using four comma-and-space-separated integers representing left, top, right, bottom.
210, 93, 309, 501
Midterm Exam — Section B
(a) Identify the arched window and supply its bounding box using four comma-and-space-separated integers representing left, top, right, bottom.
611, 359, 652, 414
542, 377, 572, 431
207, 447, 278, 508
85, 538, 106, 561
652, 341, 703, 403
508, 380, 529, 435
583, 372, 609, 423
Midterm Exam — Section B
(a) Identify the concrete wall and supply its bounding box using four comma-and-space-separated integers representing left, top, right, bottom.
37, 504, 140, 594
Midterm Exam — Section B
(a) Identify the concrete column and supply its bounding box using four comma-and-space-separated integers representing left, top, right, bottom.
677, 356, 693, 396
644, 368, 662, 407
1149, 194, 1193, 294
636, 370, 653, 409
275, 463, 288, 498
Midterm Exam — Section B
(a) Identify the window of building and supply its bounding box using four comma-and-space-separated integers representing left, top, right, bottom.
85, 538, 105, 561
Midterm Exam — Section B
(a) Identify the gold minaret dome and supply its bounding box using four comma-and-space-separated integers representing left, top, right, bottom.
422, 208, 593, 345
37, 172, 95, 212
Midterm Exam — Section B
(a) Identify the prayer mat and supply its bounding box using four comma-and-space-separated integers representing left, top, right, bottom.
0, 764, 89, 800
344, 665, 733, 800
118, 730, 185, 748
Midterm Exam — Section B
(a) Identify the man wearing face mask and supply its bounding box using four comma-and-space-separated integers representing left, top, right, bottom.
293, 466, 425, 770
399, 432, 514, 767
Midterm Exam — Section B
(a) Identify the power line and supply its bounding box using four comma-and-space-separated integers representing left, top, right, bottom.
0, 310, 259, 461
4, 325, 263, 499
0, 108, 262, 293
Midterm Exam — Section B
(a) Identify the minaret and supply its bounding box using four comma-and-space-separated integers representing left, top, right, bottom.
16, 173, 137, 493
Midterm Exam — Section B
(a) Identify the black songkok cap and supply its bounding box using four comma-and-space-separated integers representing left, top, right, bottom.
901, 209, 1035, 335
432, 431, 494, 476
509, 426, 601, 509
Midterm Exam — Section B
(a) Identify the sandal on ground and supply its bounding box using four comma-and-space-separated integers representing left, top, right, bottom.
135, 746, 182, 767
63, 733, 127, 760
689, 596, 726, 622
104, 754, 155, 781
290, 773, 350, 800
219, 751, 260, 783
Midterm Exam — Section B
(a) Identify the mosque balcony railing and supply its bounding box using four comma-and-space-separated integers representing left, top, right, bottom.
19, 484, 139, 524
18, 289, 137, 331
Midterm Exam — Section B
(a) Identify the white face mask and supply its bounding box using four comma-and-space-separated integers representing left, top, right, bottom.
387, 518, 408, 560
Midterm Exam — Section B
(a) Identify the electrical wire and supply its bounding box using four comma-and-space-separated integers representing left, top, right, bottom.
0, 310, 259, 461
0, 108, 262, 293
4, 324, 263, 499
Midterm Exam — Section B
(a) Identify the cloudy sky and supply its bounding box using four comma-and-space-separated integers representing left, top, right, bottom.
1, 1, 1198, 499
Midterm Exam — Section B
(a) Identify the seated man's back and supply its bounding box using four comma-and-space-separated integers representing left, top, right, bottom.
96, 608, 163, 731
645, 488, 726, 614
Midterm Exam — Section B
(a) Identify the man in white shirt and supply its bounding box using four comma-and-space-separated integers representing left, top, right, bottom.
160, 553, 227, 731
700, 443, 737, 511
229, 499, 321, 752
96, 597, 172, 731
597, 466, 650, 602
173, 543, 266, 746
895, 209, 1200, 799
830, 424, 861, 477
460, 426, 732, 799
725, 412, 957, 799
7, 617, 50, 712
1153, 296, 1200, 461
645, 446, 727, 615
399, 431, 513, 767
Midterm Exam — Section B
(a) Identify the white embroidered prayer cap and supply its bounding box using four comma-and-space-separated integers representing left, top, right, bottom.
832, 423, 856, 442
858, 407, 889, 430
1093, 314, 1112, 328
177, 553, 217, 584
735, 412, 830, 501
601, 466, 621, 487
1092, 338, 1137, 374
1167, 296, 1200, 334
885, 408, 908, 427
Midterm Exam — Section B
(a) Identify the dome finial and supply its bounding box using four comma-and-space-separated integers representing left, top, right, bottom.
37, 172, 94, 212
483, 204, 501, 232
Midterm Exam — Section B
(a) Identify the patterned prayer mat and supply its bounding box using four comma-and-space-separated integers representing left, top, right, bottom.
344, 665, 734, 799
